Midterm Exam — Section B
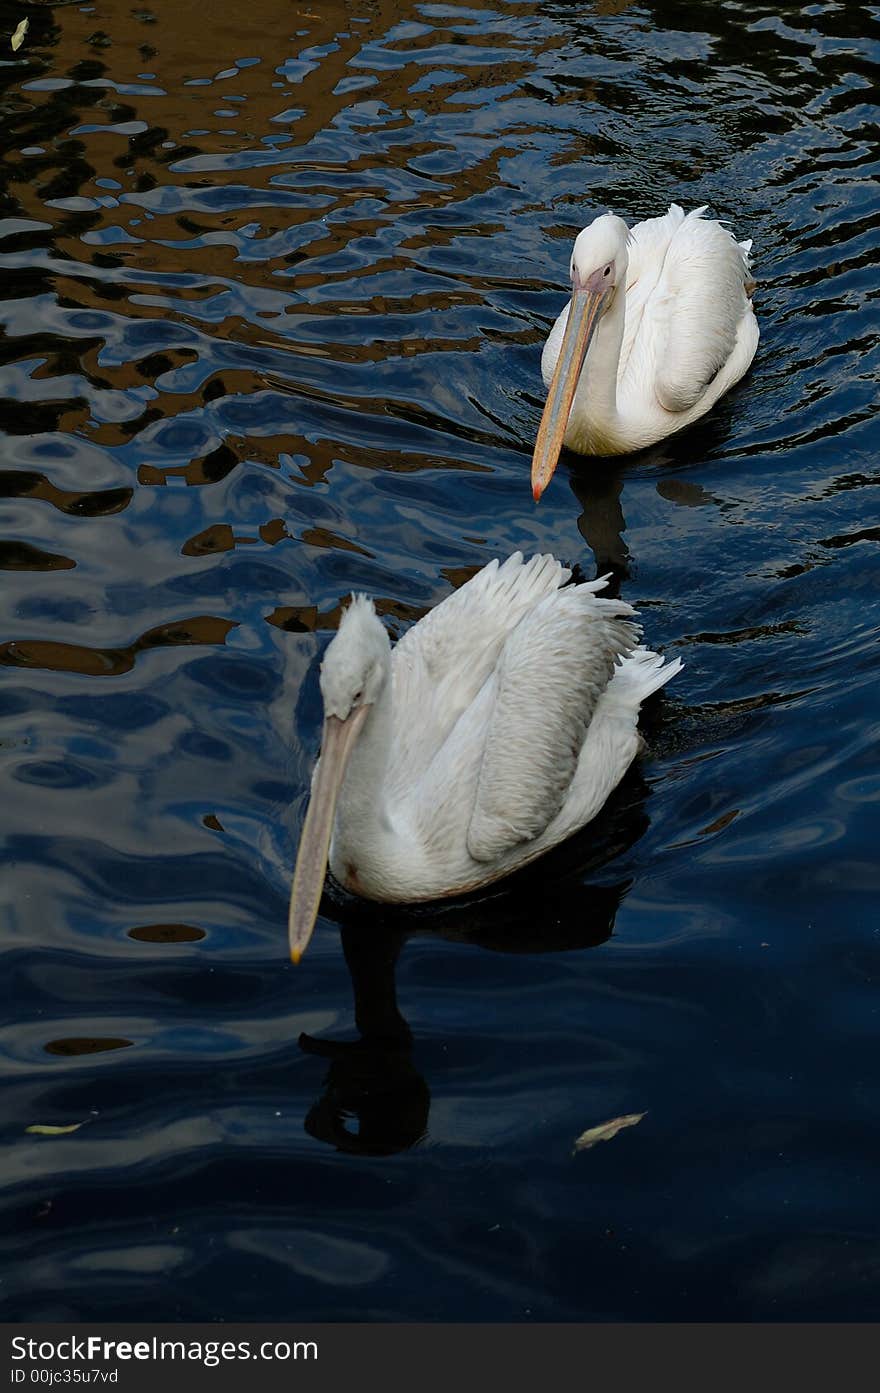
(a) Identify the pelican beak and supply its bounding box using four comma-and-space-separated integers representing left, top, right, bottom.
531, 267, 612, 501
288, 704, 369, 964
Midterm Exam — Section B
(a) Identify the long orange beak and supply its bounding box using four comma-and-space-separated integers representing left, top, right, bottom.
288, 704, 369, 963
531, 273, 611, 501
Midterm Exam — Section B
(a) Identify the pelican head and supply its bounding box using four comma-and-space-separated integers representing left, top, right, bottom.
288, 596, 389, 964
319, 595, 389, 718
531, 213, 629, 501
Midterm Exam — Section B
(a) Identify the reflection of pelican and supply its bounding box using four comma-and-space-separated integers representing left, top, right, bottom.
288, 553, 681, 961
568, 469, 630, 593
532, 205, 758, 498
300, 925, 427, 1156
300, 817, 637, 1155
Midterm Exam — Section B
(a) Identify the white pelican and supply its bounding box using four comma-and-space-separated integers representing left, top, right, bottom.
532, 204, 758, 499
288, 552, 682, 962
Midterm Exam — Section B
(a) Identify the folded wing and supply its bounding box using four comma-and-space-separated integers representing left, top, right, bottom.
466, 581, 639, 862
389, 552, 572, 794
625, 205, 755, 414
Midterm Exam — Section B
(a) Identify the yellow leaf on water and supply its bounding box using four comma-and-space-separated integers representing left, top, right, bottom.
26, 1122, 83, 1136
11, 19, 28, 52
573, 1111, 646, 1154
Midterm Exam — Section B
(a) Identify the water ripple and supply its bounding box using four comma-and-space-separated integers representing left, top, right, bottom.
1, 0, 879, 1323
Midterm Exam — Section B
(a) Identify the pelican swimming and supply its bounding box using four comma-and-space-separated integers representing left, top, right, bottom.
532, 204, 758, 499
288, 552, 682, 962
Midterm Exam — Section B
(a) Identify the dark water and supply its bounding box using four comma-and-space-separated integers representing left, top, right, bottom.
2, 0, 879, 1322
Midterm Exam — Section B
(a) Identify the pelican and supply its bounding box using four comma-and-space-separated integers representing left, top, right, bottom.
532, 204, 758, 499
288, 552, 682, 962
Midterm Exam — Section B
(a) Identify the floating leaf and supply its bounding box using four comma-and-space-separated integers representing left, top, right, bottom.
11, 19, 28, 51
573, 1111, 646, 1154
26, 1122, 83, 1136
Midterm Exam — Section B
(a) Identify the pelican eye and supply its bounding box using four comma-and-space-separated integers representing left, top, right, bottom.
603, 264, 611, 277
352, 688, 364, 705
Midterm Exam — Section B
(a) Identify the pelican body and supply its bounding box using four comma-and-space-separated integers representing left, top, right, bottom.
532, 204, 758, 498
288, 553, 681, 961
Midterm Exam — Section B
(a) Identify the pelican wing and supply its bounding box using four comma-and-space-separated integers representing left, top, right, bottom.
624, 205, 755, 413
389, 552, 571, 790
466, 583, 639, 863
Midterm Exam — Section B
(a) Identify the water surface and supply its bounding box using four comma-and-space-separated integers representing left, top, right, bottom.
2, 0, 879, 1321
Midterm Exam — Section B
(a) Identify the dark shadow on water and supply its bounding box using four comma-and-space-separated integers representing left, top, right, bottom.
561, 395, 745, 591
299, 772, 647, 1155
566, 460, 631, 592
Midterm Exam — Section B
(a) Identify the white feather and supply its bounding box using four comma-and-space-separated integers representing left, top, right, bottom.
542, 204, 759, 456
323, 554, 681, 903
